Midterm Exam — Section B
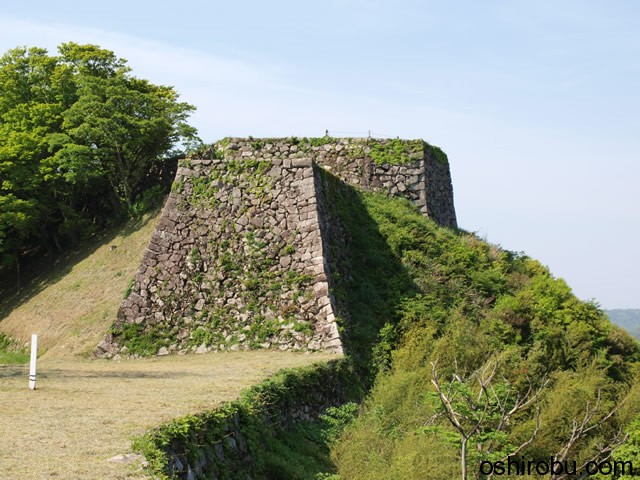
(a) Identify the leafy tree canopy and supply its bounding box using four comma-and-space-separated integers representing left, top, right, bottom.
0, 42, 198, 267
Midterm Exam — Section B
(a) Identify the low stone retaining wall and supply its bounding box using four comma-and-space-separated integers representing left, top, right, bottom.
134, 358, 360, 479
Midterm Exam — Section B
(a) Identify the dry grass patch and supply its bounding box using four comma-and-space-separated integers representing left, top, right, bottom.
0, 211, 161, 360
0, 350, 337, 479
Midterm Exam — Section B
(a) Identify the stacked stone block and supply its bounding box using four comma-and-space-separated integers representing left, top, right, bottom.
96, 137, 456, 358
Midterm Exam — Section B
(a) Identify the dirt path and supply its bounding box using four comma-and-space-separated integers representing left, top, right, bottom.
0, 351, 335, 479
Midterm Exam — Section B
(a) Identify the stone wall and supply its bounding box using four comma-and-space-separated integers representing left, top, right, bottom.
424, 151, 457, 228
294, 137, 457, 229
137, 359, 361, 480
96, 137, 456, 358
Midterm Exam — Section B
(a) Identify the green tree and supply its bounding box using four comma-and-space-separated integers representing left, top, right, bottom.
598, 416, 640, 478
0, 43, 198, 270
0, 46, 67, 262
327, 192, 640, 480
58, 43, 197, 208
430, 359, 545, 480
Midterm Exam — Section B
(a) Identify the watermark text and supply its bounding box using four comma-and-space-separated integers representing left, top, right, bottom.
479, 456, 633, 477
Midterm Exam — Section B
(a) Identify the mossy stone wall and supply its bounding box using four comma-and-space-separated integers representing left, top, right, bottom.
96, 137, 456, 358
134, 359, 361, 479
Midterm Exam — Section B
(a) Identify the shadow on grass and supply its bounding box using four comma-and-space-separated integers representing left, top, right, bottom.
0, 365, 201, 380
37, 368, 194, 380
316, 168, 420, 380
0, 364, 28, 378
0, 206, 162, 323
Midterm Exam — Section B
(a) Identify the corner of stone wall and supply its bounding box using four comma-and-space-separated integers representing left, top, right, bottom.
423, 144, 458, 229
96, 137, 456, 359
311, 163, 345, 355
97, 142, 346, 358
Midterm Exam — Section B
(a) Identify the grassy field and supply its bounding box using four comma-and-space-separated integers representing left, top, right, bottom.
0, 212, 161, 360
0, 210, 339, 478
0, 350, 336, 479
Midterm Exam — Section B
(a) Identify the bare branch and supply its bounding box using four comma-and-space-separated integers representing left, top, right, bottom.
554, 430, 629, 480
553, 389, 628, 471
488, 405, 541, 480
431, 361, 465, 435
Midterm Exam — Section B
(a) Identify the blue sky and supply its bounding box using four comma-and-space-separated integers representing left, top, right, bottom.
1, 1, 638, 308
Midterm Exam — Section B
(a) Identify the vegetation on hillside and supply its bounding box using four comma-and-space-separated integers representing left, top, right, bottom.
0, 332, 28, 364
124, 170, 640, 480
0, 43, 198, 275
608, 309, 640, 340
312, 173, 640, 479
0, 209, 161, 361
134, 359, 361, 480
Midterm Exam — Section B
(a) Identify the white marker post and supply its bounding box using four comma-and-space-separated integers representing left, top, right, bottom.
29, 333, 38, 390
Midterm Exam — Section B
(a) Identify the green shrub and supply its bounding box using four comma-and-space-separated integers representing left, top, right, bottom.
134, 359, 363, 479
0, 333, 29, 365
130, 185, 166, 218
327, 187, 640, 479
319, 402, 359, 444
122, 278, 135, 299
114, 322, 168, 356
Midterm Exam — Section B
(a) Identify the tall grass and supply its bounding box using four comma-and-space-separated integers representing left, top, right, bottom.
0, 333, 28, 364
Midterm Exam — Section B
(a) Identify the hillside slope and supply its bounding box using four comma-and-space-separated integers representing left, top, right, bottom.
129, 174, 640, 480
607, 309, 640, 339
313, 177, 640, 479
0, 212, 161, 359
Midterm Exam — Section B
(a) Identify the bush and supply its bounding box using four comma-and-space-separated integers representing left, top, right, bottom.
129, 186, 166, 218
0, 333, 29, 365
